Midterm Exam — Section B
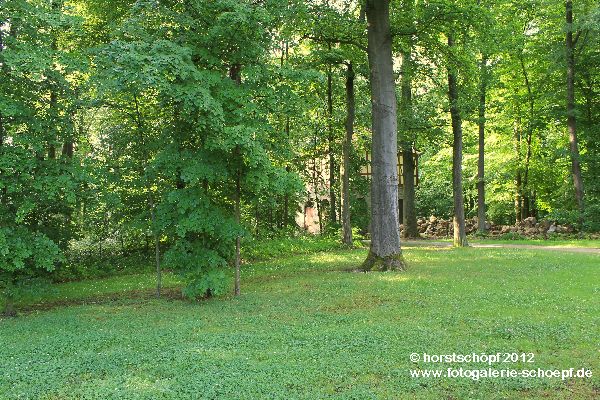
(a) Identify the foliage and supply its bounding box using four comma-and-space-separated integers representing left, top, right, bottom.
1, 0, 599, 306
241, 234, 345, 262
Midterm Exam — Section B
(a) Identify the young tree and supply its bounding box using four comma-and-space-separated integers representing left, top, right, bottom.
342, 62, 355, 246
447, 33, 468, 247
566, 0, 585, 223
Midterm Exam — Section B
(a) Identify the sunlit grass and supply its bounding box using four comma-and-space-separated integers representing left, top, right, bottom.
1, 247, 599, 399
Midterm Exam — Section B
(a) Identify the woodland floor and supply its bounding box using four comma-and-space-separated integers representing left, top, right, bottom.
1, 245, 599, 399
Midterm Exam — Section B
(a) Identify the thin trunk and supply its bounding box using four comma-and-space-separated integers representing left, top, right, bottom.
48, 0, 61, 161
362, 0, 405, 271
312, 134, 323, 234
400, 46, 418, 239
447, 34, 468, 247
402, 149, 417, 238
281, 43, 290, 229
327, 66, 337, 224
48, 89, 57, 160
477, 55, 488, 233
515, 123, 522, 223
342, 62, 355, 247
149, 195, 161, 298
514, 123, 523, 222
132, 93, 161, 297
2, 277, 17, 317
519, 53, 534, 221
283, 117, 290, 228
230, 64, 242, 296
0, 29, 4, 148
234, 163, 241, 296
566, 0, 585, 223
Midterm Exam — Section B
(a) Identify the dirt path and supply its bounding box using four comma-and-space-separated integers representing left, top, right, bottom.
401, 240, 600, 254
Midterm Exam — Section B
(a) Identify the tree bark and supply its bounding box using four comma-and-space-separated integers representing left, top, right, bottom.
327, 67, 337, 225
149, 194, 161, 298
230, 64, 242, 296
402, 149, 418, 238
342, 63, 355, 247
477, 54, 488, 233
519, 52, 534, 221
234, 163, 241, 296
362, 0, 405, 271
0, 28, 4, 148
282, 117, 290, 229
566, 0, 585, 224
399, 46, 418, 239
447, 34, 468, 247
514, 121, 523, 222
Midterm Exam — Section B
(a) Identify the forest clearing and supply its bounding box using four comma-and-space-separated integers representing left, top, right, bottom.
1, 0, 599, 399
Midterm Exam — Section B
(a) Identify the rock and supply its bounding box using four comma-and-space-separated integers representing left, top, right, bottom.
525, 227, 537, 236
539, 220, 551, 230
563, 225, 574, 233
523, 216, 536, 228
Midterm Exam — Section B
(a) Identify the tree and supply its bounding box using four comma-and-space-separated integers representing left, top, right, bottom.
0, 0, 83, 314
399, 44, 419, 239
362, 0, 405, 271
566, 0, 585, 224
342, 62, 355, 247
447, 33, 468, 247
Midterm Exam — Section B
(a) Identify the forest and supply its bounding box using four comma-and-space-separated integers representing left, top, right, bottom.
2, 0, 599, 302
0, 1, 599, 399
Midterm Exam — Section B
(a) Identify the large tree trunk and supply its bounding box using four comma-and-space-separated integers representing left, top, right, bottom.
362, 0, 405, 271
477, 55, 488, 233
566, 0, 585, 224
399, 47, 418, 239
327, 67, 337, 225
341, 63, 354, 247
447, 34, 468, 247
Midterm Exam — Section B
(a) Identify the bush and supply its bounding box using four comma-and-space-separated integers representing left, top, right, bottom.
242, 234, 344, 262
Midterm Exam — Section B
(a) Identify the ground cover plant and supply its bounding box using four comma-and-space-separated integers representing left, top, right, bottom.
2, 1, 599, 399
1, 246, 598, 399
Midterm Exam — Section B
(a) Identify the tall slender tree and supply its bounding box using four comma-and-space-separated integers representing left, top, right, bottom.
477, 53, 488, 233
447, 33, 468, 247
341, 62, 355, 247
400, 45, 419, 239
566, 0, 585, 223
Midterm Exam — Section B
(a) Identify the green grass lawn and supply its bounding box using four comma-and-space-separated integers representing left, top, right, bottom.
1, 247, 599, 399
457, 238, 600, 248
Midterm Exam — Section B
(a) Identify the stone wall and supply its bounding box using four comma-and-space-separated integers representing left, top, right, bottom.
400, 216, 590, 238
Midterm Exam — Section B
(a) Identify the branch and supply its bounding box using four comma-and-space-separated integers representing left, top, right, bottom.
301, 33, 367, 52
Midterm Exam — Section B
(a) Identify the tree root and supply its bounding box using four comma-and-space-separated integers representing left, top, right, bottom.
361, 251, 407, 272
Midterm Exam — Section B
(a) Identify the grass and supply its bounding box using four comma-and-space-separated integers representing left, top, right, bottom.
467, 238, 600, 248
436, 237, 600, 248
1, 247, 599, 399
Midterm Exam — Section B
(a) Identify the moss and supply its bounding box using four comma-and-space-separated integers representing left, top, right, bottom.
361, 251, 407, 272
